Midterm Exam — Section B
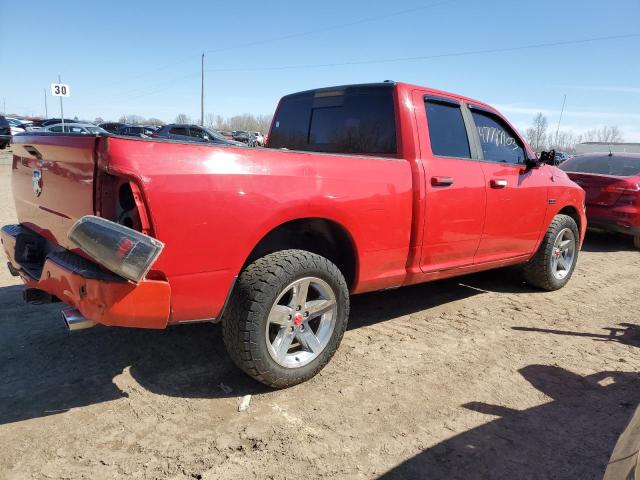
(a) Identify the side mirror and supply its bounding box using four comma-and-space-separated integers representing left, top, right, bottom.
539, 149, 557, 166
524, 156, 542, 169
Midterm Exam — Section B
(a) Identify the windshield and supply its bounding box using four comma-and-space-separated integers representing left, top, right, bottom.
560, 154, 640, 177
202, 127, 230, 142
86, 126, 107, 134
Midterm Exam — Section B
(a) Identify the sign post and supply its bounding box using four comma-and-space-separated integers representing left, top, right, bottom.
50, 76, 70, 126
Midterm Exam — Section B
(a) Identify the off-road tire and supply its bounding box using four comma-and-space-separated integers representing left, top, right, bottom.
634, 235, 640, 250
523, 214, 580, 291
222, 249, 349, 388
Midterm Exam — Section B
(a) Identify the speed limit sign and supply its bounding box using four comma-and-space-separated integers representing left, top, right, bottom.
50, 83, 70, 97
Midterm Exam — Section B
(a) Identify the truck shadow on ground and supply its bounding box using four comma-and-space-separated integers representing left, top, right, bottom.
581, 231, 638, 253
512, 323, 640, 348
0, 267, 525, 425
377, 365, 639, 480
0, 231, 622, 425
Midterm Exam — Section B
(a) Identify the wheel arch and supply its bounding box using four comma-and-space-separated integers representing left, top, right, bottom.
557, 205, 582, 235
242, 217, 359, 289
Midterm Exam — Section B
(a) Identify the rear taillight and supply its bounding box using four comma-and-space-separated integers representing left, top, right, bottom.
68, 216, 164, 283
605, 182, 640, 194
606, 181, 640, 207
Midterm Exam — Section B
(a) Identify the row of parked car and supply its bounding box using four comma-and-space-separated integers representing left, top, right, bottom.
0, 115, 266, 149
98, 123, 265, 146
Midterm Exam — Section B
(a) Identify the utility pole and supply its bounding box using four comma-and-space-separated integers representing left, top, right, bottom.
58, 74, 65, 126
555, 94, 567, 148
200, 53, 205, 126
44, 89, 48, 118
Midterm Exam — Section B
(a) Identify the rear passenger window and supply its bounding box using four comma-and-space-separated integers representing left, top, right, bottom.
425, 99, 471, 158
170, 127, 187, 136
471, 109, 525, 164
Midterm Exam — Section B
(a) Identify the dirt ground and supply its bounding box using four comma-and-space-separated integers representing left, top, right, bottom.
0, 147, 638, 480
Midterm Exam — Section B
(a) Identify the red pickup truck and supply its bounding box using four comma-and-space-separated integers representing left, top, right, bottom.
2, 82, 586, 387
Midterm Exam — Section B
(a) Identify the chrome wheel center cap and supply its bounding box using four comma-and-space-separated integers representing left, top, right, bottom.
292, 313, 304, 326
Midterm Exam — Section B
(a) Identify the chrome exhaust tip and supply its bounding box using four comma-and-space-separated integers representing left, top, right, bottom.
61, 307, 96, 331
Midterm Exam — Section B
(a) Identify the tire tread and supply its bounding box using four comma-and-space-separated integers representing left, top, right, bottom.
523, 214, 579, 291
222, 249, 349, 388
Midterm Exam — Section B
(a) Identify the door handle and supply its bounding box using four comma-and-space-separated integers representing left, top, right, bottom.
490, 179, 508, 189
431, 176, 454, 187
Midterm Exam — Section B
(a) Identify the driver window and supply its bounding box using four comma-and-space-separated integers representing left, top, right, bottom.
471, 109, 525, 164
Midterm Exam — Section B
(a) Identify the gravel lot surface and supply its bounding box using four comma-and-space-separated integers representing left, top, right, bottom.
0, 146, 638, 479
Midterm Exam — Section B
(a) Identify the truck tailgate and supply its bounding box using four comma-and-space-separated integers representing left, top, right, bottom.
11, 134, 98, 249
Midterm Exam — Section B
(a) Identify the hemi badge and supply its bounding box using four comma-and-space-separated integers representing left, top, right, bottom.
548, 199, 557, 204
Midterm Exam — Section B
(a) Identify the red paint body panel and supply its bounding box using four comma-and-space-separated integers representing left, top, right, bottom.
475, 162, 549, 262
11, 137, 96, 250
5, 82, 586, 328
0, 228, 170, 328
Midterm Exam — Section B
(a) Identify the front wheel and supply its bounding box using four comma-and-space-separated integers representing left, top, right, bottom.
523, 214, 580, 291
222, 249, 349, 388
634, 235, 640, 250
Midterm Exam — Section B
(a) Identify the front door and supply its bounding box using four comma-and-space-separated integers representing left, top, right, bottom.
468, 107, 548, 262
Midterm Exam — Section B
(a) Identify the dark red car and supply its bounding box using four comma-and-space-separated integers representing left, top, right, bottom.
561, 153, 640, 249
2, 82, 586, 387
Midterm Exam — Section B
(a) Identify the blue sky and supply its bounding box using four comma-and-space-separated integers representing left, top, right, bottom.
1, 0, 639, 140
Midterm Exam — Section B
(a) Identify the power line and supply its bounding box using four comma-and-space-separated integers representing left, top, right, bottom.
204, 32, 640, 72
114, 0, 459, 85
113, 32, 640, 102
202, 0, 457, 55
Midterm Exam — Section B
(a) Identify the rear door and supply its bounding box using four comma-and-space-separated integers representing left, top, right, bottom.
414, 92, 487, 272
469, 107, 548, 261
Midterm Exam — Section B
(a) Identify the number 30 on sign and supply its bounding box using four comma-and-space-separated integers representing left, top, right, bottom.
51, 83, 70, 97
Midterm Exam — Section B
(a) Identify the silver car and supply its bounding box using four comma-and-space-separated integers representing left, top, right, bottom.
43, 123, 108, 135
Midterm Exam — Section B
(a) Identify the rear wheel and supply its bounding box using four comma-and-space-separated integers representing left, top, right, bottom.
222, 249, 349, 388
523, 214, 579, 291
634, 235, 640, 250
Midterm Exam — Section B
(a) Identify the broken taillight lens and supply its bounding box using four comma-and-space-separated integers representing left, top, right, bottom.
68, 215, 164, 283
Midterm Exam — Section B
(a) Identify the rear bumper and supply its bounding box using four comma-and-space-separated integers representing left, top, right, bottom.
587, 216, 640, 237
1, 224, 171, 328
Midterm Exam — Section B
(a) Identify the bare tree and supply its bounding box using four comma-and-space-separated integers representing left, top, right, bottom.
145, 118, 165, 127
94, 116, 104, 124
174, 113, 191, 124
118, 114, 145, 125
203, 113, 272, 133
525, 113, 548, 152
204, 113, 217, 129
598, 126, 623, 143
583, 126, 624, 143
